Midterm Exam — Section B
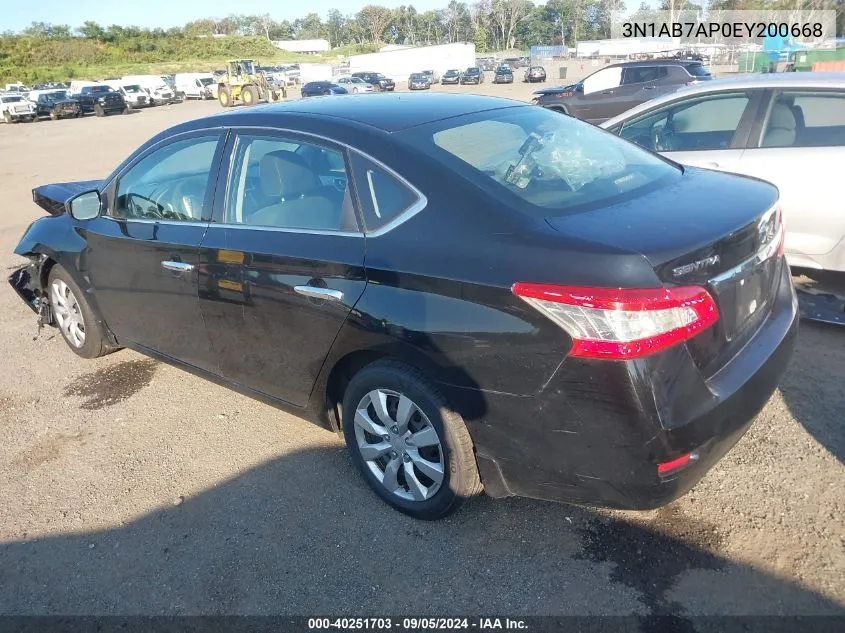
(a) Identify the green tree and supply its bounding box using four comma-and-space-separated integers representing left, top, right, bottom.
357, 5, 393, 42
77, 21, 105, 40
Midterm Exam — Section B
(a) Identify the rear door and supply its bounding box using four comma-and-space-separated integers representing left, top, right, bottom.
618, 66, 665, 112
197, 129, 366, 407
617, 89, 765, 173
736, 89, 845, 270
84, 130, 226, 370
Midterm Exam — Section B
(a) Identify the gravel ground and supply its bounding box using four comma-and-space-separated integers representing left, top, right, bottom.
0, 84, 843, 620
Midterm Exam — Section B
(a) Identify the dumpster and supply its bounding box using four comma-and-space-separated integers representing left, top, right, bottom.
559, 67, 567, 79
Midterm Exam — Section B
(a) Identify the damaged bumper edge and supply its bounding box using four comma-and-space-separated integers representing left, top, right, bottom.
8, 258, 45, 313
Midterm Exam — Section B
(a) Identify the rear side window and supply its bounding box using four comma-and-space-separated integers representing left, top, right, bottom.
761, 91, 845, 148
350, 154, 421, 233
622, 66, 665, 84
686, 64, 711, 77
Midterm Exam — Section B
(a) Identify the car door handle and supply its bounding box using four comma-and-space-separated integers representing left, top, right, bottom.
161, 260, 195, 273
706, 161, 720, 169
601, 90, 614, 94
294, 285, 344, 302
643, 85, 656, 90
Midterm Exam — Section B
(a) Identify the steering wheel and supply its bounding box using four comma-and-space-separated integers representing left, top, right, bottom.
651, 124, 674, 152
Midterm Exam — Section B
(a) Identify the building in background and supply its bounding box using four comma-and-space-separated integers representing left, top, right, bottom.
575, 37, 679, 58
348, 43, 476, 82
272, 39, 330, 54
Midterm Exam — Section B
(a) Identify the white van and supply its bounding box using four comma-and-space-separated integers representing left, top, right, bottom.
174, 73, 217, 100
103, 81, 150, 108
67, 80, 100, 96
121, 75, 174, 105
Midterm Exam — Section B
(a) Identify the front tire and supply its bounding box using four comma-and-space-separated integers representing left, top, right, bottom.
342, 360, 482, 520
94, 104, 105, 117
242, 85, 259, 106
48, 265, 115, 359
218, 87, 232, 107
50, 110, 58, 121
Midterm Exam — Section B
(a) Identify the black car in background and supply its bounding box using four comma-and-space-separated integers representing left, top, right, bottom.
75, 85, 128, 116
460, 67, 484, 85
408, 73, 431, 90
11, 94, 796, 521
351, 71, 395, 92
493, 66, 514, 84
532, 59, 712, 124
441, 69, 461, 85
300, 81, 349, 97
33, 91, 82, 120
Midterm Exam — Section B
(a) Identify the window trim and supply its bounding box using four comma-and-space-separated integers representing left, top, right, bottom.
617, 89, 764, 153
748, 87, 845, 150
106, 129, 227, 224
213, 125, 427, 238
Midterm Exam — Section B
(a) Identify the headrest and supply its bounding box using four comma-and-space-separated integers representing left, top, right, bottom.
768, 104, 796, 131
258, 150, 316, 198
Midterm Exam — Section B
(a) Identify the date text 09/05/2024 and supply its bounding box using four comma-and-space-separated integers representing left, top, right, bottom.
621, 21, 823, 39
307, 618, 528, 630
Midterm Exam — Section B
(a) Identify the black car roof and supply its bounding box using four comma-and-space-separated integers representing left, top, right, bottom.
201, 93, 525, 133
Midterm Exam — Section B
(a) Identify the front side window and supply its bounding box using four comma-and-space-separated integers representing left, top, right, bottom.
760, 91, 845, 148
225, 134, 357, 232
582, 67, 622, 95
113, 135, 219, 221
349, 154, 421, 233
402, 106, 678, 214
619, 92, 752, 152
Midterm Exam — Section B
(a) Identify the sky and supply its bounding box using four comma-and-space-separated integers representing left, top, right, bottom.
3, 0, 451, 33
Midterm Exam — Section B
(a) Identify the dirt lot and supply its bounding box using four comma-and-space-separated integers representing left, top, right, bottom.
0, 84, 843, 620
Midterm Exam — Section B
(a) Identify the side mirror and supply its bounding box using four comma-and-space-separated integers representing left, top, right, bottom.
67, 190, 101, 221
575, 83, 584, 93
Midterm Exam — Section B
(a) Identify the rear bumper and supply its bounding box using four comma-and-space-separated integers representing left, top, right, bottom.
460, 260, 799, 509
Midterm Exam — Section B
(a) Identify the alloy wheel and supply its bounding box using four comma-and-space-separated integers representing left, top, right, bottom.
50, 279, 86, 348
353, 389, 445, 502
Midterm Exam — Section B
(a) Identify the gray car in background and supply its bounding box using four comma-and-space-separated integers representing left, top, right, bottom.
532, 60, 712, 124
602, 72, 845, 274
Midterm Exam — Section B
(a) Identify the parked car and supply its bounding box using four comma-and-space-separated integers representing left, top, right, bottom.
10, 94, 797, 520
337, 77, 375, 94
460, 67, 485, 85
103, 82, 150, 108
300, 81, 349, 97
441, 69, 462, 85
29, 90, 82, 120
532, 60, 713, 124
174, 73, 217, 100
408, 73, 432, 90
421, 70, 439, 84
121, 75, 175, 105
602, 72, 845, 274
0, 93, 37, 123
74, 85, 129, 116
524, 66, 547, 83
493, 66, 514, 84
351, 72, 395, 92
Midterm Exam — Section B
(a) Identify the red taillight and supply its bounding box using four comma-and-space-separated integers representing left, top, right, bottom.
511, 283, 719, 360
657, 451, 699, 475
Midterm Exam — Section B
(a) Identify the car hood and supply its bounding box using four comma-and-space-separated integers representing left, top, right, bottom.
533, 83, 577, 95
49, 98, 79, 106
32, 180, 104, 216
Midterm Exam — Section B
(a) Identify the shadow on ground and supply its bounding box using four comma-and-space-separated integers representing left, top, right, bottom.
779, 319, 845, 464
1, 446, 842, 619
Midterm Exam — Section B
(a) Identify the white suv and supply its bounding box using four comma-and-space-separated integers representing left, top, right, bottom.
0, 94, 37, 123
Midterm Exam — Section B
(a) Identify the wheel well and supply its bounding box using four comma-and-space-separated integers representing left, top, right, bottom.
39, 256, 56, 290
324, 350, 386, 432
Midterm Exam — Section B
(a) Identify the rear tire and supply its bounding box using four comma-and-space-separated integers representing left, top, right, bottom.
3, 111, 11, 124
342, 360, 482, 520
47, 265, 116, 359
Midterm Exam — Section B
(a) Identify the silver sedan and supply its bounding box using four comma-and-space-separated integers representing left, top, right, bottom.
602, 72, 845, 274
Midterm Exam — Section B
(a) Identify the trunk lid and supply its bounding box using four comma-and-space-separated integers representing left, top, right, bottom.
32, 180, 103, 216
546, 167, 782, 376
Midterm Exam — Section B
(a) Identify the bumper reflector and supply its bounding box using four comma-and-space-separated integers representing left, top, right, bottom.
657, 451, 699, 476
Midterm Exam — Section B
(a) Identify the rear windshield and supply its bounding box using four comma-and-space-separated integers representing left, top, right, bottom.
400, 106, 680, 214
687, 64, 711, 77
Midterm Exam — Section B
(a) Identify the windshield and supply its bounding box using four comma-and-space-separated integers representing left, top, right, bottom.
199, 78, 215, 86
466, 68, 480, 75
89, 86, 112, 94
410, 74, 424, 80
401, 106, 680, 214
123, 85, 142, 93
4, 95, 23, 102
445, 70, 458, 75
44, 91, 68, 101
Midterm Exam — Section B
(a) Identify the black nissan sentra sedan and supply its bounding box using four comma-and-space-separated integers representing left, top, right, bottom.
9, 93, 797, 520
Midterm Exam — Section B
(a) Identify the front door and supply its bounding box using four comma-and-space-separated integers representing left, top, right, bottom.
198, 130, 367, 406
84, 131, 225, 369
